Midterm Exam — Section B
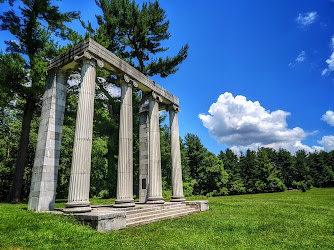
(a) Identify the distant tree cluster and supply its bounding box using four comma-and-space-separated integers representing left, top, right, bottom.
178, 133, 334, 196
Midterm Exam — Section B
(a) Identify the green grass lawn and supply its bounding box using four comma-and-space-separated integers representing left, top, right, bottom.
0, 188, 333, 249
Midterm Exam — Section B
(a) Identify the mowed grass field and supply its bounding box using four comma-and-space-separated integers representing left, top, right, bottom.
0, 188, 333, 249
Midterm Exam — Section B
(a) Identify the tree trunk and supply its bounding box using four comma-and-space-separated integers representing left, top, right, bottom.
8, 98, 36, 203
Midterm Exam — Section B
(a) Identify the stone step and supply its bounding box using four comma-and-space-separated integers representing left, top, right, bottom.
126, 206, 197, 223
126, 207, 198, 227
126, 203, 187, 216
126, 204, 189, 220
126, 208, 198, 225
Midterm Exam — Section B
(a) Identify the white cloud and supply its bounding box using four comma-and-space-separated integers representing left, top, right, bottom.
321, 68, 329, 76
199, 92, 319, 153
318, 136, 334, 151
295, 51, 306, 62
96, 77, 121, 99
322, 110, 334, 126
296, 12, 318, 26
322, 37, 334, 76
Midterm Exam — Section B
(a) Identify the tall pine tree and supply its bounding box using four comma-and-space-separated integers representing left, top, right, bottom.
0, 0, 79, 202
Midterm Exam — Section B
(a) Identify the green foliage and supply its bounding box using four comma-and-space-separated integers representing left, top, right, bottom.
98, 189, 110, 199
0, 107, 21, 201
0, 0, 80, 202
293, 180, 312, 192
182, 182, 194, 197
93, 0, 188, 77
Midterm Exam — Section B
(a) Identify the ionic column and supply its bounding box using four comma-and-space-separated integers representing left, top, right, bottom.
147, 92, 165, 204
114, 75, 137, 208
28, 69, 68, 211
169, 105, 185, 202
65, 58, 97, 213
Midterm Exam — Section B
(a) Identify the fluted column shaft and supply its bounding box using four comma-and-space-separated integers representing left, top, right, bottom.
65, 59, 96, 213
114, 79, 135, 207
169, 108, 185, 202
147, 93, 164, 204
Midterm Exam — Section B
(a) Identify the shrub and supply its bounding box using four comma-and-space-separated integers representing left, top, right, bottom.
292, 181, 311, 192
229, 180, 246, 195
98, 189, 110, 199
183, 182, 194, 197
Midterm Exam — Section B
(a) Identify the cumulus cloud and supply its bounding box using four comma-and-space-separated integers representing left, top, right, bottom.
295, 51, 306, 62
296, 12, 317, 26
199, 92, 319, 153
322, 37, 334, 76
322, 110, 334, 126
318, 136, 334, 151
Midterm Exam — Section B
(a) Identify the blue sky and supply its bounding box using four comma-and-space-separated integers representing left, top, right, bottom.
1, 0, 334, 154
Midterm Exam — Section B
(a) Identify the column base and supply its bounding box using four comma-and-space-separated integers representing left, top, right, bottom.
147, 196, 165, 204
64, 201, 91, 213
113, 199, 135, 208
170, 196, 186, 202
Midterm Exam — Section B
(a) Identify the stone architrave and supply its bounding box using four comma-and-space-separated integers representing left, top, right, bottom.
147, 92, 165, 204
114, 75, 137, 208
139, 102, 149, 203
28, 69, 67, 211
169, 105, 185, 202
65, 58, 99, 213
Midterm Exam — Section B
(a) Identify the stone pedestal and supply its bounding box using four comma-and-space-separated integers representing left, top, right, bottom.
169, 106, 185, 202
28, 69, 67, 211
65, 59, 96, 213
114, 78, 135, 208
147, 93, 164, 204
73, 211, 126, 232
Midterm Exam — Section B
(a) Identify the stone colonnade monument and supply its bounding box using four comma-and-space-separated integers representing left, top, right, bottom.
27, 38, 186, 212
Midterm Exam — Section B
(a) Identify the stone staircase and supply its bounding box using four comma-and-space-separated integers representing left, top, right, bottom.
126, 202, 199, 227
72, 200, 208, 232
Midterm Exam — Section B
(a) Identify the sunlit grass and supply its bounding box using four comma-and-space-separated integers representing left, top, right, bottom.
0, 188, 333, 249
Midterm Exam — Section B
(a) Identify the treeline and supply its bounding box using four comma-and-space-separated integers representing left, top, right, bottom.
179, 135, 334, 196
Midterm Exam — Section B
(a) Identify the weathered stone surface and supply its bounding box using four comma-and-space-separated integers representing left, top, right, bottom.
28, 69, 67, 212
48, 38, 179, 106
147, 93, 164, 204
184, 200, 209, 212
74, 211, 126, 232
169, 106, 185, 202
114, 79, 135, 208
65, 59, 97, 213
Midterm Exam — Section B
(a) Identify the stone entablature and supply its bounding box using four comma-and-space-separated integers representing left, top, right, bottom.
48, 38, 179, 106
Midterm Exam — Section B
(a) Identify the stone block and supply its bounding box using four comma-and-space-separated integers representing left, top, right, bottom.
73, 211, 126, 232
41, 171, 57, 182
40, 181, 56, 191
184, 200, 209, 212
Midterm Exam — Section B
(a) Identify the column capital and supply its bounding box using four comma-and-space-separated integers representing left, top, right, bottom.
115, 74, 139, 88
167, 104, 181, 113
139, 103, 149, 114
74, 51, 104, 68
149, 91, 163, 103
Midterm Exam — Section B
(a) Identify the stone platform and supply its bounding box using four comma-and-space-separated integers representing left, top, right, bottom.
63, 200, 209, 232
